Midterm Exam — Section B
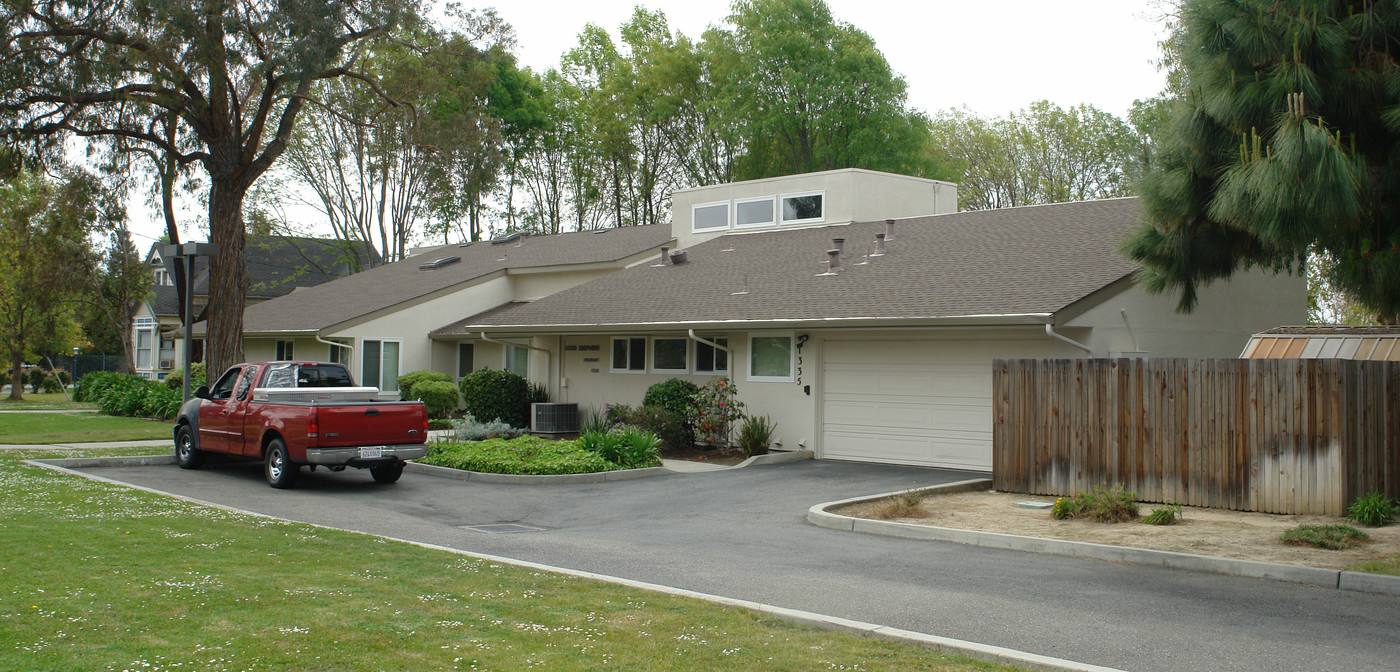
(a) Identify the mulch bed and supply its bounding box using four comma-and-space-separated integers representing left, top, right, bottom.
660, 444, 749, 466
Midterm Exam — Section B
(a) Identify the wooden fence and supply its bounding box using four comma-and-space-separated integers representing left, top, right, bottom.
991, 358, 1400, 515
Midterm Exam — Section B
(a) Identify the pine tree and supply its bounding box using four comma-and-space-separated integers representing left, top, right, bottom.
1125, 0, 1400, 321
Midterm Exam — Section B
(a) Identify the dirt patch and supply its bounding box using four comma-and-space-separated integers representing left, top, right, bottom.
835, 490, 1400, 569
659, 444, 749, 466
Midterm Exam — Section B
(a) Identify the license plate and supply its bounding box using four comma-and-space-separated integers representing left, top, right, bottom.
360, 446, 385, 459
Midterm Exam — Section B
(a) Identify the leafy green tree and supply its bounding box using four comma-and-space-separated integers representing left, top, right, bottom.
930, 102, 1140, 211
1124, 0, 1400, 320
0, 1, 418, 376
718, 0, 940, 180
0, 169, 102, 399
75, 226, 149, 372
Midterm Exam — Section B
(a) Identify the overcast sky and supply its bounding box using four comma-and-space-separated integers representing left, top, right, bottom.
125, 0, 1171, 248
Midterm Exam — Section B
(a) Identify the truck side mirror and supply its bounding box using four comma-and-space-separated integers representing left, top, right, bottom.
193, 385, 210, 400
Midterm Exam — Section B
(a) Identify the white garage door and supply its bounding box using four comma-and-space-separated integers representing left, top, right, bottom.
820, 340, 1024, 471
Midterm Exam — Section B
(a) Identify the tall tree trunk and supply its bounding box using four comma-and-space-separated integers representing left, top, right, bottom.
205, 179, 250, 377
8, 348, 23, 401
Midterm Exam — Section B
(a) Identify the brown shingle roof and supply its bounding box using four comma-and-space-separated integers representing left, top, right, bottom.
241, 225, 672, 333
433, 198, 1141, 334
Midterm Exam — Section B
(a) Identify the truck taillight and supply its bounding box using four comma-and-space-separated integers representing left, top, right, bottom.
308, 408, 319, 439
422, 414, 430, 434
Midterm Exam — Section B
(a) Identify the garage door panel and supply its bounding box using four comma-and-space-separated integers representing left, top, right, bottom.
823, 398, 989, 433
820, 339, 1022, 471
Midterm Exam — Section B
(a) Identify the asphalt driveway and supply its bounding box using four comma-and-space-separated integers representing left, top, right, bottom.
78, 458, 1398, 672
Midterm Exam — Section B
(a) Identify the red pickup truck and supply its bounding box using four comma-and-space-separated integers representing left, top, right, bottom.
173, 361, 428, 488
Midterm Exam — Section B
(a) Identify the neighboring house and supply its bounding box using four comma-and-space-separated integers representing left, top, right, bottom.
236, 168, 1306, 471
1242, 325, 1400, 360
236, 225, 674, 395
132, 236, 374, 380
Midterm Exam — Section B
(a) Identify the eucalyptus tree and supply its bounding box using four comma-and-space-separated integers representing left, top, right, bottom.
0, 0, 420, 374
1124, 0, 1400, 320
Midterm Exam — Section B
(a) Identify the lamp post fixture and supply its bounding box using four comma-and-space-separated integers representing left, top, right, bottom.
71, 347, 78, 390
161, 242, 220, 404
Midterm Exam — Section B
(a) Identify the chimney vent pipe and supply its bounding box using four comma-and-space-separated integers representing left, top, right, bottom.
884, 219, 895, 241
873, 233, 887, 257
832, 237, 846, 258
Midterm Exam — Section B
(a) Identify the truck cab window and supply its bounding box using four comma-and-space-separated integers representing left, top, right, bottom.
235, 366, 259, 401
263, 363, 295, 388
209, 367, 242, 400
296, 364, 354, 388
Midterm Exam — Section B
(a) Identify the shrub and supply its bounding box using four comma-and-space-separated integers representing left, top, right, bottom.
459, 369, 532, 428
1140, 502, 1183, 526
1346, 491, 1399, 527
644, 377, 698, 420
421, 436, 617, 475
737, 414, 776, 456
576, 426, 661, 469
873, 491, 926, 520
451, 414, 524, 442
140, 384, 182, 420
689, 378, 745, 449
397, 370, 451, 401
163, 363, 206, 390
581, 407, 610, 435
1050, 484, 1139, 523
427, 418, 453, 430
75, 371, 129, 402
411, 380, 461, 419
27, 368, 68, 393
1280, 524, 1370, 550
604, 403, 639, 428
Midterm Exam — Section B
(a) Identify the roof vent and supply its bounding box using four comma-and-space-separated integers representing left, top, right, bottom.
652, 246, 670, 267
668, 249, 689, 265
873, 232, 887, 257
884, 219, 895, 241
832, 237, 846, 258
418, 256, 461, 270
816, 249, 841, 276
490, 232, 525, 245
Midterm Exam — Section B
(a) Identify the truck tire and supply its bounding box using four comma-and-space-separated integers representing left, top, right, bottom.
174, 425, 204, 469
370, 461, 404, 484
264, 438, 300, 489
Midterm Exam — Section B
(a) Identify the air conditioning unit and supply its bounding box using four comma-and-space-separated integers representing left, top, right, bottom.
158, 359, 175, 370
530, 402, 579, 434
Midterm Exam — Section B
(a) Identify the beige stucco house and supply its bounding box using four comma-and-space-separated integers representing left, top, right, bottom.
235, 168, 1306, 470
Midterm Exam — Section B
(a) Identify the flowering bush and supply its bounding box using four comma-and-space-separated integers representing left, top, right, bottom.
688, 377, 745, 449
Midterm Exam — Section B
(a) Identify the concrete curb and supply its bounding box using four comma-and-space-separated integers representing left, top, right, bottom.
27, 454, 176, 469
734, 449, 813, 468
405, 461, 670, 484
24, 459, 1127, 672
807, 480, 1400, 596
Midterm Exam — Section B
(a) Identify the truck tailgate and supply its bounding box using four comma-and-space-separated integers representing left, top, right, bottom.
313, 402, 426, 448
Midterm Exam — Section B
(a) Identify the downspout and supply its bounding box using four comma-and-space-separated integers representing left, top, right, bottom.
1119, 309, 1140, 351
1045, 324, 1092, 355
316, 334, 353, 358
479, 332, 552, 390
687, 329, 731, 355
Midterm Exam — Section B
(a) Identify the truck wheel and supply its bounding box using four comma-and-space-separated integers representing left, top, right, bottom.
264, 439, 300, 489
174, 425, 204, 469
370, 461, 404, 484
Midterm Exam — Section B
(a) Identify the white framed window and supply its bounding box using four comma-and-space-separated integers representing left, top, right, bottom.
651, 338, 689, 374
457, 343, 475, 378
361, 339, 401, 392
748, 333, 794, 383
136, 329, 153, 369
275, 340, 295, 361
159, 336, 176, 363
611, 337, 647, 373
734, 196, 776, 228
695, 337, 729, 374
505, 344, 529, 377
692, 200, 730, 233
781, 191, 825, 225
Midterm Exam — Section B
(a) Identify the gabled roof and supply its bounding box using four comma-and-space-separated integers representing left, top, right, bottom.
242, 225, 673, 334
433, 198, 1142, 334
146, 236, 377, 317
1243, 325, 1400, 360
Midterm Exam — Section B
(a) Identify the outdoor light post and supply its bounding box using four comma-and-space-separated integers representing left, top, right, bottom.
71, 346, 78, 390
161, 242, 220, 404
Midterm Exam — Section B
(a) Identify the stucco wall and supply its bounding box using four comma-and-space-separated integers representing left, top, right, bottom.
671, 169, 957, 249
1062, 267, 1308, 358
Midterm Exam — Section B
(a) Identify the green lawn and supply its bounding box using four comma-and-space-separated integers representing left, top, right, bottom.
0, 392, 94, 411
0, 413, 171, 444
0, 447, 1022, 672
